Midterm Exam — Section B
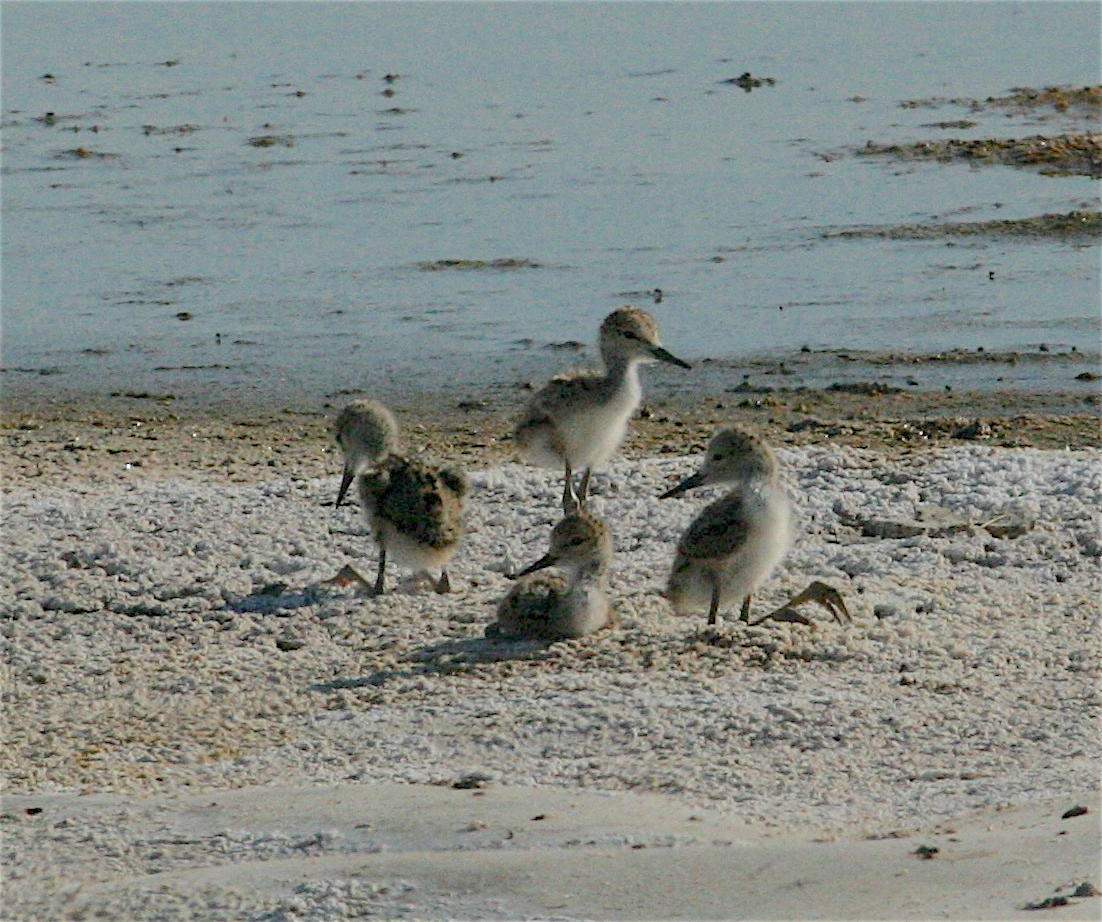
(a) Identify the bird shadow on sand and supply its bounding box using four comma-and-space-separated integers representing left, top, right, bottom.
309, 634, 564, 693
225, 582, 323, 614
687, 625, 854, 662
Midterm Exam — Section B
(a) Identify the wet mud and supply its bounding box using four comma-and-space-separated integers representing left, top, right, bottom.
835, 84, 1102, 240
3, 378, 1098, 493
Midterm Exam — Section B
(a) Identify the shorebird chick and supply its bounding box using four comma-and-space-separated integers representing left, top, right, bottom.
332, 399, 400, 508
357, 455, 468, 596
515, 306, 690, 514
660, 426, 849, 627
487, 513, 615, 641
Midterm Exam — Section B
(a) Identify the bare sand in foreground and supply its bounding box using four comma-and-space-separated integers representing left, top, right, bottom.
3, 785, 1099, 920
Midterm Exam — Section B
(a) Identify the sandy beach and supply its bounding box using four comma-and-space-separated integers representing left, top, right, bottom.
2, 387, 1099, 920
4, 1, 1099, 913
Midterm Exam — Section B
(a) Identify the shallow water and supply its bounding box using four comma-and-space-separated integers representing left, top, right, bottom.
3, 2, 1099, 406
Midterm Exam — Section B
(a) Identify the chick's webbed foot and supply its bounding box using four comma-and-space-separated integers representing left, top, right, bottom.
752, 581, 850, 626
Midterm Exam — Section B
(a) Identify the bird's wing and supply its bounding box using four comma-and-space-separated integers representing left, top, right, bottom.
357, 467, 391, 506
438, 465, 469, 499
497, 572, 570, 637
375, 458, 466, 548
677, 492, 752, 560
524, 370, 604, 413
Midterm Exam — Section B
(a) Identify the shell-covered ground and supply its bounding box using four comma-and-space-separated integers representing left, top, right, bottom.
4, 443, 1099, 840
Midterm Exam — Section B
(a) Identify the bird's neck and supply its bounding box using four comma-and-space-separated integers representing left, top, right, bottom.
601, 353, 642, 402
728, 474, 778, 501
564, 559, 608, 590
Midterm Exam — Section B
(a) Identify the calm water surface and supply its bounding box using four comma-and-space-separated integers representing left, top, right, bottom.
3, 2, 1099, 406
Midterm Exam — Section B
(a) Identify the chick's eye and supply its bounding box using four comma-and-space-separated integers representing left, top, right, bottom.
570, 536, 585, 546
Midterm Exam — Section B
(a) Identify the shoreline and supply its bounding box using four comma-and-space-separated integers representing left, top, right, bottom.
3, 378, 1099, 492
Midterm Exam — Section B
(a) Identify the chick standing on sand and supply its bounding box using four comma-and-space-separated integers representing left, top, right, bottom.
487, 512, 615, 641
661, 425, 849, 627
514, 307, 691, 513
357, 454, 468, 596
332, 399, 400, 507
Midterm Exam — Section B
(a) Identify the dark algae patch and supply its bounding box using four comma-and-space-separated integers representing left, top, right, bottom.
718, 72, 776, 92
416, 258, 542, 271
856, 134, 1101, 178
247, 134, 295, 148
53, 147, 121, 161
859, 84, 1101, 177
902, 85, 1101, 119
826, 209, 1101, 242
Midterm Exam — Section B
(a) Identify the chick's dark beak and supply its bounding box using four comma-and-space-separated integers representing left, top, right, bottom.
660, 469, 705, 499
513, 553, 556, 579
651, 345, 692, 369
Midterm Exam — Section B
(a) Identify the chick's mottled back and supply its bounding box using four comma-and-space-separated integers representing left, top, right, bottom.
359, 457, 468, 551
355, 454, 468, 595
488, 512, 615, 641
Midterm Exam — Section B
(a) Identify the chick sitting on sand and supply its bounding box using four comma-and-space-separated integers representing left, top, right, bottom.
487, 512, 615, 641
